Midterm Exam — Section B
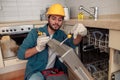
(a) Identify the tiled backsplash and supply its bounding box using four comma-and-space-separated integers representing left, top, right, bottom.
0, 0, 65, 22
0, 0, 119, 22
67, 0, 120, 19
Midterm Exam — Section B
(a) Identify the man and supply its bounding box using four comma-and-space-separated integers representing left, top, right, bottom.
17, 3, 87, 80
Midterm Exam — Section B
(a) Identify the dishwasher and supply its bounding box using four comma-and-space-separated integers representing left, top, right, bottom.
48, 26, 109, 80
78, 27, 109, 80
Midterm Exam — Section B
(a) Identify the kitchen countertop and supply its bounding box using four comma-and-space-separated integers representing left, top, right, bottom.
0, 14, 120, 30
64, 18, 120, 30
0, 20, 48, 27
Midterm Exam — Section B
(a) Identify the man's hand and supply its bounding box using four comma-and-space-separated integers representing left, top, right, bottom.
70, 23, 87, 39
36, 36, 50, 52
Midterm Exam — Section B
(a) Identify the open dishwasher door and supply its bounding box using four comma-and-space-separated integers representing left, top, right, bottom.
47, 39, 94, 80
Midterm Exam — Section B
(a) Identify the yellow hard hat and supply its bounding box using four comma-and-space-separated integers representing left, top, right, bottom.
46, 4, 65, 16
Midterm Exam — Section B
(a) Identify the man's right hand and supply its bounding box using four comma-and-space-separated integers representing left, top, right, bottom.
36, 36, 50, 52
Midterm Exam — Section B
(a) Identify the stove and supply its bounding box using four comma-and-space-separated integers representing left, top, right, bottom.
0, 24, 34, 59
0, 25, 34, 35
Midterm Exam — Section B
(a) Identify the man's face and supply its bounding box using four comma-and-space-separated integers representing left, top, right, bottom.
48, 15, 64, 31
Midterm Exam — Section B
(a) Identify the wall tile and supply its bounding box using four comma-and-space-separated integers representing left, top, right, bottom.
0, 0, 64, 22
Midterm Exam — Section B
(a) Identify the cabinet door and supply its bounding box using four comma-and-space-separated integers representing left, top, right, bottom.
0, 47, 4, 68
109, 30, 120, 50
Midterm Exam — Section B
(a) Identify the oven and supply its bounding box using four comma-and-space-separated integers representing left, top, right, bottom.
0, 25, 34, 59
0, 25, 33, 68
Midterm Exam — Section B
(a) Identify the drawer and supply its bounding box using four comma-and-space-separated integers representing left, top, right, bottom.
4, 58, 27, 67
109, 30, 120, 50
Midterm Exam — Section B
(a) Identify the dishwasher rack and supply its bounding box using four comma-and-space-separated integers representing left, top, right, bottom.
79, 27, 109, 80
86, 28, 109, 53
85, 59, 108, 80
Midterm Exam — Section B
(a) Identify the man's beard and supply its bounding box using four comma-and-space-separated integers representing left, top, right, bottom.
48, 22, 61, 31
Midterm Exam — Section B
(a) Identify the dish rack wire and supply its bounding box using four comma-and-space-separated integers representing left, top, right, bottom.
85, 59, 108, 80
85, 28, 109, 53
82, 28, 109, 80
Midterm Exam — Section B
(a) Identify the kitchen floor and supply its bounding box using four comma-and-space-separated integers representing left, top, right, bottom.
0, 69, 25, 80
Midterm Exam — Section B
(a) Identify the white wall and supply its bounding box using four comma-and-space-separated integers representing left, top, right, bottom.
66, 0, 120, 18
0, 0, 65, 22
0, 0, 120, 22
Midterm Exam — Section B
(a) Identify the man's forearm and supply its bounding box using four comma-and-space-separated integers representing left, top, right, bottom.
73, 35, 82, 45
25, 47, 38, 58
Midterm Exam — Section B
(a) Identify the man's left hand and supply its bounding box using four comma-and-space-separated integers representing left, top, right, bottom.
70, 23, 87, 39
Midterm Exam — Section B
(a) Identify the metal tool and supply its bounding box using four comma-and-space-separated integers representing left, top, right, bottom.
60, 34, 72, 45
37, 29, 46, 36
38, 31, 43, 36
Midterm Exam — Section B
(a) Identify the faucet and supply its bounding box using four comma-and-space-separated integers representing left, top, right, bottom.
79, 5, 98, 20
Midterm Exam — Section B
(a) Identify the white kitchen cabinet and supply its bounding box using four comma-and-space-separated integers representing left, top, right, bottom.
108, 30, 120, 80
109, 30, 120, 50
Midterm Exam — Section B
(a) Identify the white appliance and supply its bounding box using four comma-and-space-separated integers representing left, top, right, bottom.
0, 25, 34, 59
0, 25, 34, 73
